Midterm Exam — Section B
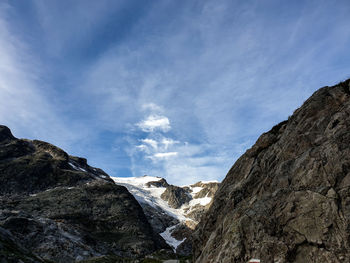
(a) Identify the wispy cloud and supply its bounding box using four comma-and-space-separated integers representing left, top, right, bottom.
133, 103, 177, 161
129, 104, 234, 184
140, 138, 158, 150
142, 103, 164, 113
0, 3, 77, 149
1, 0, 350, 184
151, 152, 178, 160
137, 115, 171, 133
161, 138, 179, 150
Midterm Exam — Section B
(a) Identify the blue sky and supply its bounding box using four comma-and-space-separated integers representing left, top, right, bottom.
1, 0, 350, 185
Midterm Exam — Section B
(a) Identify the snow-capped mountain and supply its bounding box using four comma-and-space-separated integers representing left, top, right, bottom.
112, 175, 220, 255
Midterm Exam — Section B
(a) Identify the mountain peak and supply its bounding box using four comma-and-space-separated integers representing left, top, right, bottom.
0, 127, 168, 261
0, 125, 15, 143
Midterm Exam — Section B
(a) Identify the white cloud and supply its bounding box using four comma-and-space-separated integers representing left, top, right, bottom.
136, 135, 180, 159
161, 138, 179, 150
130, 100, 238, 184
142, 103, 164, 113
131, 107, 235, 184
151, 152, 178, 159
141, 138, 158, 150
137, 115, 171, 132
133, 139, 233, 185
135, 144, 149, 153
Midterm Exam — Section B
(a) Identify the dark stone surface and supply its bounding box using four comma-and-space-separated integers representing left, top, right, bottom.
193, 79, 350, 262
142, 203, 179, 234
161, 185, 191, 209
0, 225, 48, 263
0, 128, 168, 262
146, 178, 169, 188
0, 125, 15, 143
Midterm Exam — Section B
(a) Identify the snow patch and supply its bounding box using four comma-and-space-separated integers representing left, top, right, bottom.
69, 162, 87, 172
160, 224, 186, 251
69, 162, 108, 181
190, 187, 203, 194
188, 195, 212, 206
113, 175, 162, 185
199, 180, 219, 184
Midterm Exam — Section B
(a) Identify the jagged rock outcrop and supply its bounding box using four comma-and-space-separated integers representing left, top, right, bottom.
0, 126, 168, 262
193, 79, 350, 262
191, 182, 219, 199
146, 178, 169, 188
161, 185, 192, 209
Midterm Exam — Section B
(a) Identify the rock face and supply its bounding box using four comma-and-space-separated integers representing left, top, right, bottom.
161, 185, 192, 209
146, 178, 169, 188
0, 126, 167, 262
193, 79, 350, 262
190, 182, 219, 199
0, 226, 48, 263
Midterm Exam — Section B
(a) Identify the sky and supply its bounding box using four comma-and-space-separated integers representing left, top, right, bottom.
0, 0, 350, 185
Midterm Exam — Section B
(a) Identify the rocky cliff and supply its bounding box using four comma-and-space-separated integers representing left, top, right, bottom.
193, 79, 350, 262
0, 126, 167, 262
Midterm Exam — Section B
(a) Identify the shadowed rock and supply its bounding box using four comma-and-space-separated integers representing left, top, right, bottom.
0, 125, 15, 143
0, 127, 168, 262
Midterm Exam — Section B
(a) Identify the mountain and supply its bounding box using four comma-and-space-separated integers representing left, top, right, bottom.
112, 176, 219, 255
0, 126, 168, 262
193, 79, 350, 262
3, 77, 348, 263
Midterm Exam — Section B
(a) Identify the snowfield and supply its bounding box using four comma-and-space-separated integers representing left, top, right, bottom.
113, 176, 188, 221
160, 224, 186, 251
112, 175, 217, 250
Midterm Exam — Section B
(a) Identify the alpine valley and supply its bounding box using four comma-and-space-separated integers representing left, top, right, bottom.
0, 124, 218, 262
1, 79, 350, 262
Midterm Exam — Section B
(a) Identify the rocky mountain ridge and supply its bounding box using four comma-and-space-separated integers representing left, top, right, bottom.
0, 126, 168, 262
193, 79, 350, 262
112, 176, 219, 255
